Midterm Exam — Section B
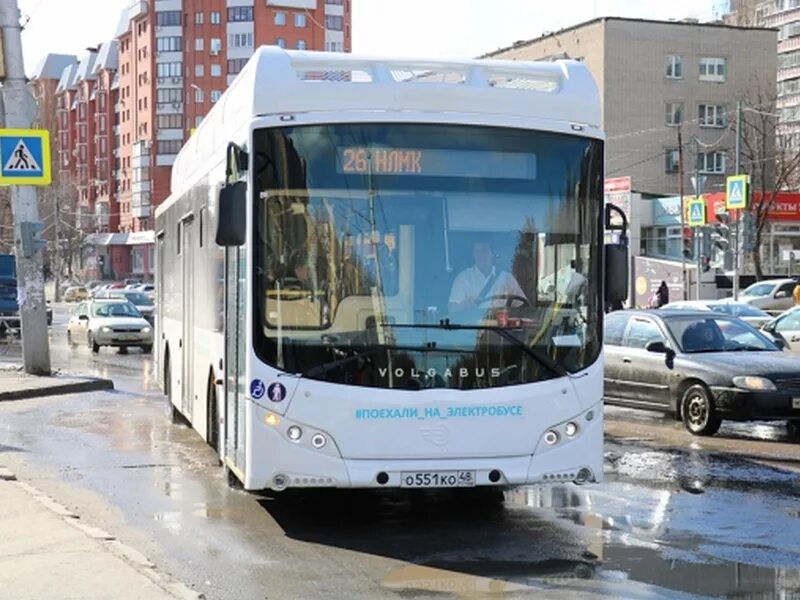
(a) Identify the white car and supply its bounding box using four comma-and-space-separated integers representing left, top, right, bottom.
67, 299, 153, 354
92, 290, 155, 323
762, 306, 800, 354
738, 278, 797, 314
660, 300, 773, 328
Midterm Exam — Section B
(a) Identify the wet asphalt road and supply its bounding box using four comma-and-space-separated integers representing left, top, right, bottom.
1, 305, 800, 599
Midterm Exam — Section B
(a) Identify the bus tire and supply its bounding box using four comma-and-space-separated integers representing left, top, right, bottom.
207, 369, 220, 462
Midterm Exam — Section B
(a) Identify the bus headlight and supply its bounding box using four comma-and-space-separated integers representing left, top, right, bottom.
287, 425, 303, 442
565, 422, 579, 437
544, 430, 560, 445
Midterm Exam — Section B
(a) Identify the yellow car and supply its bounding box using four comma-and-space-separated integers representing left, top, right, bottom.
64, 286, 89, 302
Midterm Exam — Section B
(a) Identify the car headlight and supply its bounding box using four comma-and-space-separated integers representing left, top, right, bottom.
141, 326, 152, 334
100, 326, 112, 333
732, 376, 776, 391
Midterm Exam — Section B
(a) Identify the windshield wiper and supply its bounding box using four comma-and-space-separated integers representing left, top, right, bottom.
299, 342, 464, 379
383, 320, 570, 379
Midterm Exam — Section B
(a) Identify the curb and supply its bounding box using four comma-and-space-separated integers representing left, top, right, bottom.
0, 467, 203, 600
0, 376, 114, 401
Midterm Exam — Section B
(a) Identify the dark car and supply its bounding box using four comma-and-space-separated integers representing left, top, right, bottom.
604, 310, 800, 437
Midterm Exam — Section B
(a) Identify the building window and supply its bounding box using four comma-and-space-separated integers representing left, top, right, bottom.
158, 140, 182, 155
210, 11, 221, 24
275, 11, 286, 25
195, 37, 204, 51
195, 115, 204, 127
157, 62, 182, 78
666, 55, 682, 79
156, 11, 181, 26
195, 11, 204, 24
156, 36, 182, 52
156, 88, 183, 104
665, 149, 679, 173
294, 13, 307, 27
157, 114, 183, 129
326, 0, 344, 4
275, 38, 286, 49
697, 151, 726, 174
227, 58, 248, 75
228, 33, 252, 48
699, 104, 726, 128
194, 88, 204, 103
325, 15, 343, 30
210, 64, 222, 77
210, 90, 221, 103
699, 57, 726, 82
228, 6, 253, 21
210, 38, 222, 54
665, 102, 683, 126
296, 40, 307, 50
195, 64, 204, 77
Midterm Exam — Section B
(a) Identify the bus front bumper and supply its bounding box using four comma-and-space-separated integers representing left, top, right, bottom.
245, 402, 604, 491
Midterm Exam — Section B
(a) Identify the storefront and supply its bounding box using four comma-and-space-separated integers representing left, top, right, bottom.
83, 231, 155, 281
641, 196, 692, 260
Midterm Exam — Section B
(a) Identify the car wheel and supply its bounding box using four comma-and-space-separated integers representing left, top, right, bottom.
141, 344, 153, 354
88, 332, 100, 354
787, 420, 800, 439
681, 384, 721, 436
67, 330, 76, 348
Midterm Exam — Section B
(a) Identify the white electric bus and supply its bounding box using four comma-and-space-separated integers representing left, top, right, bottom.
155, 47, 627, 492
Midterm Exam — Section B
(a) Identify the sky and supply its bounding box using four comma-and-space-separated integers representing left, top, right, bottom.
18, 0, 715, 76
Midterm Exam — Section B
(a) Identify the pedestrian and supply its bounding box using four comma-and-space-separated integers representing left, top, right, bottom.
793, 279, 800, 306
656, 280, 669, 308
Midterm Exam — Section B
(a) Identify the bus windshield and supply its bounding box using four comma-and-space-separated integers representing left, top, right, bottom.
253, 123, 603, 389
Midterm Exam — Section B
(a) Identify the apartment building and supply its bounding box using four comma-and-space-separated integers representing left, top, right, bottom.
485, 17, 776, 197
727, 0, 800, 148
35, 0, 351, 280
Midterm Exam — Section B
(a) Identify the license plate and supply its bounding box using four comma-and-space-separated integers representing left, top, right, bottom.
118, 334, 137, 341
400, 471, 476, 488
793, 398, 800, 409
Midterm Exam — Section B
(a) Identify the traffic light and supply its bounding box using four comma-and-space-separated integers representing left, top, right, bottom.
682, 227, 694, 258
19, 221, 46, 258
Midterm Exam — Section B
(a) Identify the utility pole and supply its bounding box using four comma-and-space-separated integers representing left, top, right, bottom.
0, 1, 51, 374
53, 193, 60, 302
678, 128, 688, 300
733, 100, 743, 300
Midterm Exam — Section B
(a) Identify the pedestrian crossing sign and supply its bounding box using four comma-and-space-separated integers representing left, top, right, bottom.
687, 198, 706, 227
726, 174, 748, 210
0, 129, 51, 186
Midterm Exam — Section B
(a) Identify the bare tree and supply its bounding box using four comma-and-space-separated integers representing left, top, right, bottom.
734, 85, 800, 279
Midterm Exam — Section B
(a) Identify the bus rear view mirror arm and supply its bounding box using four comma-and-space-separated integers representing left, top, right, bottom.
216, 181, 247, 246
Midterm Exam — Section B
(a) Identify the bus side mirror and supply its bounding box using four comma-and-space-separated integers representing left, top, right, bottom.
605, 244, 628, 303
216, 181, 247, 247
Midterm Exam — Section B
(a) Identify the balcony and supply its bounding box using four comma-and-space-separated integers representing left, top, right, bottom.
267, 0, 316, 8
127, 0, 147, 20
156, 102, 183, 115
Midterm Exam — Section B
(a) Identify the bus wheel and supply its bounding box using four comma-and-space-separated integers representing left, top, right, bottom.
207, 371, 220, 462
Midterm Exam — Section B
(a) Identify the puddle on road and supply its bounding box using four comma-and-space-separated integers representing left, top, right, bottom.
502, 485, 800, 599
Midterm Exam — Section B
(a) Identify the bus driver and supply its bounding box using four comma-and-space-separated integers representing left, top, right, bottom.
448, 240, 527, 313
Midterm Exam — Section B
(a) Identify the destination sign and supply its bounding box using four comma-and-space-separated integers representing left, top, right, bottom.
337, 147, 537, 180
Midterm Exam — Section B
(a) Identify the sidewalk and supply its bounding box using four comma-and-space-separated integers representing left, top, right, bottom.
0, 365, 113, 401
0, 466, 201, 600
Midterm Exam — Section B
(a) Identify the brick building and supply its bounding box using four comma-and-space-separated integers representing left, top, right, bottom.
32, 0, 351, 281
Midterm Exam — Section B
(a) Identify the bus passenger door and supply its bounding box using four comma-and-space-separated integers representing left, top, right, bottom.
224, 246, 246, 471
181, 217, 195, 420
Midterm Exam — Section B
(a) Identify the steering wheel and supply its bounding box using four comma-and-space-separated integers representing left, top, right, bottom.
475, 294, 530, 308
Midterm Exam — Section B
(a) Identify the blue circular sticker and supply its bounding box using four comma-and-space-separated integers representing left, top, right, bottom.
267, 382, 287, 403
250, 379, 266, 399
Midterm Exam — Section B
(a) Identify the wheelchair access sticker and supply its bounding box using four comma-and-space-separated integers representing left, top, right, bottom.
250, 379, 266, 399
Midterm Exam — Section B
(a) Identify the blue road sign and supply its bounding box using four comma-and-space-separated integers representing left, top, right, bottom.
726, 175, 748, 210
688, 199, 706, 227
0, 128, 51, 185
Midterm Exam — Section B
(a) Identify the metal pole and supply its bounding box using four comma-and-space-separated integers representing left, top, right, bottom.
54, 194, 60, 302
695, 159, 702, 301
678, 128, 688, 300
0, 1, 51, 374
733, 100, 742, 300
